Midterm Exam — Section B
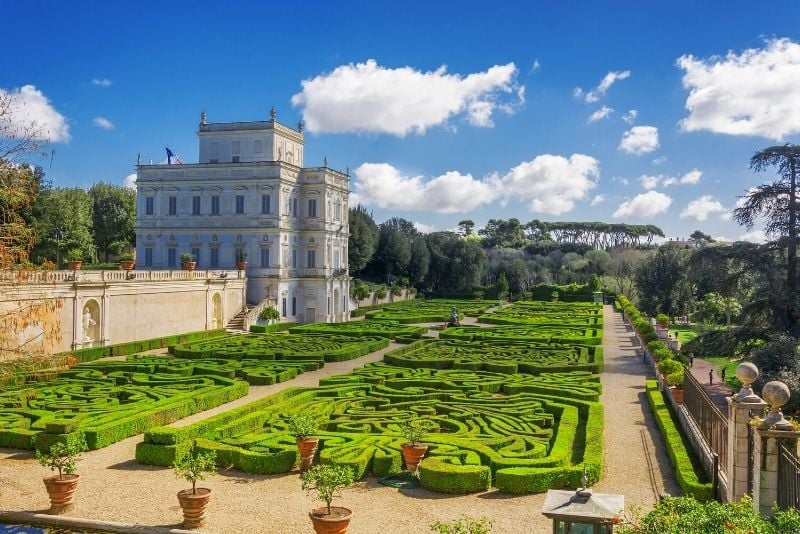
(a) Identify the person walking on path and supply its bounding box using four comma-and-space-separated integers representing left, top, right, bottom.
721, 367, 726, 384
709, 369, 714, 385
689, 353, 694, 368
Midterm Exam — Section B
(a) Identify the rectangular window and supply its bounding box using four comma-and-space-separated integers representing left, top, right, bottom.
168, 196, 177, 216
282, 297, 287, 317
211, 196, 220, 215
236, 195, 244, 214
232, 140, 240, 154
145, 197, 154, 215
292, 297, 296, 316
293, 198, 298, 218
307, 250, 316, 268
192, 247, 201, 267
287, 198, 293, 216
192, 195, 201, 215
308, 199, 317, 218
334, 250, 340, 269
292, 249, 297, 268
144, 248, 153, 267
260, 248, 270, 268
327, 296, 331, 314
167, 248, 177, 268
210, 248, 219, 268
261, 194, 271, 214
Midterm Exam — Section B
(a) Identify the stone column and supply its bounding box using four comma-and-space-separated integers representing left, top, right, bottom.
726, 363, 767, 503
752, 381, 799, 516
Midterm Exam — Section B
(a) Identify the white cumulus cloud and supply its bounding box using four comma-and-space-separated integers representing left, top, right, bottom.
0, 85, 70, 142
638, 174, 662, 190
638, 169, 702, 189
739, 229, 768, 243
92, 116, 114, 130
91, 78, 112, 87
413, 221, 435, 234
680, 169, 702, 184
590, 194, 606, 206
352, 153, 599, 215
622, 109, 638, 124
123, 173, 137, 190
291, 59, 523, 136
575, 70, 631, 103
613, 191, 672, 219
678, 38, 800, 140
619, 125, 659, 155
680, 195, 727, 220
587, 105, 614, 123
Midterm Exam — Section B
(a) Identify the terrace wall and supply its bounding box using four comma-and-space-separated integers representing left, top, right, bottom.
1, 269, 246, 353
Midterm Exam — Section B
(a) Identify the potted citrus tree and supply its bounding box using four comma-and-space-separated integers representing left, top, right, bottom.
235, 250, 248, 270
287, 412, 320, 471
173, 447, 217, 528
36, 434, 87, 514
180, 252, 197, 271
119, 252, 135, 271
656, 313, 670, 329
259, 306, 280, 324
399, 418, 437, 473
302, 464, 355, 534
67, 249, 83, 271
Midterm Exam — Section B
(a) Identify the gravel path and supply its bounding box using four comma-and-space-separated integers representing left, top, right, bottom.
689, 359, 733, 411
593, 305, 680, 507
0, 306, 678, 533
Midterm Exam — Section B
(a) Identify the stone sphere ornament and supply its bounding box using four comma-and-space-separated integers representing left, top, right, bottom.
733, 362, 761, 403
761, 380, 793, 431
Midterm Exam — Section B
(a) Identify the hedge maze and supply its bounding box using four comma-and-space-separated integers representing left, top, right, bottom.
363, 299, 500, 323
478, 301, 603, 327
288, 320, 426, 340
137, 301, 605, 494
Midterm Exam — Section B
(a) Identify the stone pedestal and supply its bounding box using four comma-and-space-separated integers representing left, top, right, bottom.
726, 396, 766, 502
753, 428, 800, 516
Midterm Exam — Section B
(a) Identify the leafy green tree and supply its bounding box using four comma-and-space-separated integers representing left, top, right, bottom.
478, 218, 527, 249
373, 225, 411, 280
689, 229, 715, 243
634, 247, 689, 316
348, 205, 378, 275
734, 144, 800, 333
31, 188, 94, 265
88, 182, 136, 260
495, 273, 509, 298
407, 238, 430, 286
457, 219, 475, 237
425, 232, 486, 292
381, 217, 419, 239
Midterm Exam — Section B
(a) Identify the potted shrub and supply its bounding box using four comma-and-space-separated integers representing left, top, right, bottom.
259, 305, 280, 324
399, 418, 438, 473
287, 412, 319, 471
235, 250, 248, 270
374, 284, 388, 300
67, 249, 83, 271
36, 434, 87, 514
656, 313, 670, 329
180, 252, 196, 271
550, 290, 559, 302
173, 447, 217, 529
119, 252, 135, 271
302, 464, 355, 534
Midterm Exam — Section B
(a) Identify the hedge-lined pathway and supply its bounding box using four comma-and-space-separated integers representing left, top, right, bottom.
594, 305, 680, 508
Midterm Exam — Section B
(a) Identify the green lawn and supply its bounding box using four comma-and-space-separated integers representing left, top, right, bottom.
698, 356, 741, 390
668, 324, 701, 344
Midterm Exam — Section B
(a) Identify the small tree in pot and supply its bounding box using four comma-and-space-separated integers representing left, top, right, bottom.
66, 249, 83, 271
302, 464, 355, 534
173, 447, 217, 529
119, 252, 135, 271
399, 418, 438, 473
287, 412, 320, 471
235, 250, 248, 270
36, 434, 87, 514
259, 305, 281, 324
180, 252, 196, 271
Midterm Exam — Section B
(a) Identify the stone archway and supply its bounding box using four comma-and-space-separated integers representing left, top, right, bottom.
212, 293, 223, 329
82, 300, 101, 345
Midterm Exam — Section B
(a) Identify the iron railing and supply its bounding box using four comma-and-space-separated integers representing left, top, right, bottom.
684, 369, 729, 475
778, 442, 800, 510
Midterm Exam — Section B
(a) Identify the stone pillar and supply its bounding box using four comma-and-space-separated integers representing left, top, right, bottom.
726, 363, 767, 503
752, 380, 798, 517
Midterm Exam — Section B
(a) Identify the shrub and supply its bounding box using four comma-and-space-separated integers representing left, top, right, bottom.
36, 433, 87, 479
301, 464, 355, 515
391, 285, 402, 296
430, 516, 493, 534
656, 313, 670, 326
418, 457, 491, 494
374, 284, 388, 299
180, 252, 195, 263
258, 306, 280, 322
658, 358, 683, 376
173, 447, 217, 495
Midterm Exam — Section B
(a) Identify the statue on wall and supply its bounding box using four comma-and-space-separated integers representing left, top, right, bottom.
82, 307, 97, 342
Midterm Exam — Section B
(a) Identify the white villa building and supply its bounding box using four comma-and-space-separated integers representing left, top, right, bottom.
134, 108, 351, 323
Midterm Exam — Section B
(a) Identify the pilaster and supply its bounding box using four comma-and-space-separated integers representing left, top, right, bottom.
753, 428, 800, 516
726, 396, 766, 502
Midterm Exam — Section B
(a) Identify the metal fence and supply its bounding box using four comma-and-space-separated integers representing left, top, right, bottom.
683, 369, 729, 476
778, 442, 800, 510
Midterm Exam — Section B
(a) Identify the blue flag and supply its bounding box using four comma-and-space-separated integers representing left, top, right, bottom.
165, 146, 174, 164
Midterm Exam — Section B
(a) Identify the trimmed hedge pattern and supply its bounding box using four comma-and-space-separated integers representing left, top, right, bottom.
645, 380, 713, 501
363, 299, 500, 324
440, 324, 602, 346
478, 301, 603, 327
288, 320, 426, 340
63, 329, 227, 363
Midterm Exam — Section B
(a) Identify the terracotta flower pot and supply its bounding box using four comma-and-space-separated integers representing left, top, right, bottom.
237, 261, 248, 270
68, 260, 82, 271
297, 438, 319, 471
177, 488, 212, 529
401, 443, 428, 473
671, 387, 685, 404
309, 506, 352, 534
120, 260, 135, 271
181, 261, 196, 271
43, 473, 80, 514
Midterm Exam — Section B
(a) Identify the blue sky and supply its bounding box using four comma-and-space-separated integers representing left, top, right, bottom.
4, 0, 800, 241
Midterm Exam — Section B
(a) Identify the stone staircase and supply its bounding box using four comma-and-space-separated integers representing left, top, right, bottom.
225, 307, 250, 333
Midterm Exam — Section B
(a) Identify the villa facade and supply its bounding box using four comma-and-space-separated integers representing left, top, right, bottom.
134, 109, 351, 323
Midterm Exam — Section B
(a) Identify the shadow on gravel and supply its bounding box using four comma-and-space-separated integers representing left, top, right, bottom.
0, 449, 35, 461
106, 459, 165, 472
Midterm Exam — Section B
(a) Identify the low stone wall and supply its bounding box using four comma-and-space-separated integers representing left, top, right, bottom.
356, 289, 415, 307
1, 269, 246, 353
